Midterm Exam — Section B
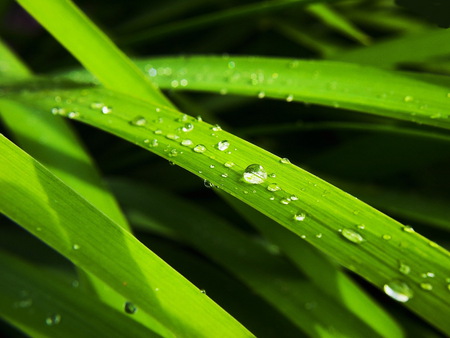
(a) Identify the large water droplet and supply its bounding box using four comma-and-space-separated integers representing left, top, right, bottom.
45, 314, 62, 326
124, 301, 137, 314
193, 145, 206, 153
243, 164, 267, 184
384, 280, 413, 302
217, 140, 230, 151
341, 228, 364, 244
130, 116, 147, 126
293, 212, 306, 221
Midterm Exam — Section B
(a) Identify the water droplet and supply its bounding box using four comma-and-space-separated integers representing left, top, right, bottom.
268, 173, 276, 178
399, 262, 410, 275
209, 164, 215, 169
357, 224, 365, 230
341, 228, 364, 244
258, 91, 265, 99
181, 139, 193, 146
67, 111, 80, 119
180, 79, 188, 86
280, 158, 291, 164
224, 161, 235, 168
166, 134, 180, 141
130, 116, 147, 126
290, 195, 298, 201
404, 96, 414, 102
420, 283, 433, 291
101, 106, 112, 114
124, 301, 137, 314
267, 183, 281, 192
204, 180, 214, 188
171, 80, 179, 88
168, 149, 179, 157
51, 107, 65, 115
200, 289, 206, 294
228, 61, 236, 69
243, 164, 267, 184
293, 212, 306, 221
144, 139, 158, 147
212, 124, 222, 132
286, 94, 294, 102
221, 173, 228, 178
403, 226, 414, 233
72, 244, 80, 250
220, 88, 228, 95
384, 280, 413, 302
196, 115, 203, 122
45, 314, 62, 326
316, 233, 322, 238
216, 140, 230, 151
182, 123, 194, 132
193, 145, 206, 153
280, 198, 290, 205
382, 234, 392, 240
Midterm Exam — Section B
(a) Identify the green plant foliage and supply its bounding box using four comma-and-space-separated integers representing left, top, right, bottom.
1, 0, 450, 336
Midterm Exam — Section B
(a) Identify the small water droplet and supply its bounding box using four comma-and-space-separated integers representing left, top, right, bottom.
280, 158, 291, 164
180, 79, 188, 87
268, 173, 276, 178
286, 94, 294, 102
171, 80, 179, 88
90, 102, 104, 109
144, 139, 158, 147
341, 228, 364, 244
258, 91, 265, 99
204, 180, 214, 188
124, 301, 137, 314
288, 60, 299, 69
196, 115, 203, 122
209, 164, 215, 169
221, 173, 228, 178
357, 224, 365, 230
224, 161, 235, 168
182, 123, 194, 132
166, 133, 180, 141
420, 282, 433, 291
45, 314, 62, 326
51, 107, 65, 115
399, 262, 410, 275
293, 212, 306, 221
316, 233, 322, 238
212, 124, 222, 132
130, 116, 147, 126
200, 289, 206, 294
72, 244, 80, 250
290, 195, 298, 201
181, 139, 193, 146
193, 145, 207, 153
101, 106, 112, 114
403, 226, 414, 233
384, 280, 413, 302
280, 198, 290, 205
168, 149, 179, 157
243, 164, 267, 184
382, 234, 392, 240
67, 111, 80, 119
267, 183, 281, 192
403, 96, 414, 102
217, 140, 230, 151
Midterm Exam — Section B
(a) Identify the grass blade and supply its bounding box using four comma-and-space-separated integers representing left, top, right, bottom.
0, 135, 253, 337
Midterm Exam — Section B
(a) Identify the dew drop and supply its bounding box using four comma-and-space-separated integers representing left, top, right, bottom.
280, 198, 290, 205
45, 314, 62, 326
399, 262, 410, 275
51, 107, 65, 115
200, 289, 206, 294
286, 94, 294, 102
67, 111, 80, 119
258, 91, 265, 99
224, 161, 235, 168
168, 149, 179, 157
193, 145, 207, 153
182, 123, 194, 132
217, 140, 230, 151
403, 96, 414, 102
316, 233, 322, 238
166, 133, 180, 140
382, 234, 392, 240
420, 282, 433, 291
124, 301, 137, 314
293, 212, 306, 221
384, 280, 413, 302
72, 244, 80, 250
221, 173, 228, 178
211, 124, 222, 132
290, 195, 298, 201
280, 158, 291, 164
101, 106, 112, 114
145, 139, 158, 148
242, 164, 267, 184
181, 139, 193, 146
341, 228, 364, 244
204, 180, 214, 188
267, 183, 281, 192
403, 226, 415, 233
130, 116, 147, 126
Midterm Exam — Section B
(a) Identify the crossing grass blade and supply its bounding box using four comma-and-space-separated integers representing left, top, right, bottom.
60, 56, 450, 130
2, 81, 449, 334
0, 250, 159, 338
0, 135, 254, 338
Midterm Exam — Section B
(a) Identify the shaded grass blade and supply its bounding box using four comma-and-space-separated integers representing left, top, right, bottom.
0, 135, 253, 337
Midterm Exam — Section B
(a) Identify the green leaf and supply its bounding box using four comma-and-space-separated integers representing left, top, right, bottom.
0, 250, 159, 337
0, 135, 253, 337
3, 82, 449, 334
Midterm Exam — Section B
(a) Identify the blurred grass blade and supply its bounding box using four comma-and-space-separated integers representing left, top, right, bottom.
110, 179, 393, 337
61, 56, 450, 130
0, 250, 159, 337
0, 135, 253, 337
16, 0, 170, 106
220, 192, 404, 338
2, 82, 449, 333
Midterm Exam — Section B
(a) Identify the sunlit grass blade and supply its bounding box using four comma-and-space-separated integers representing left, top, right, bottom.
0, 135, 253, 337
61, 56, 450, 130
16, 0, 170, 106
3, 82, 449, 334
110, 179, 394, 337
0, 250, 159, 337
